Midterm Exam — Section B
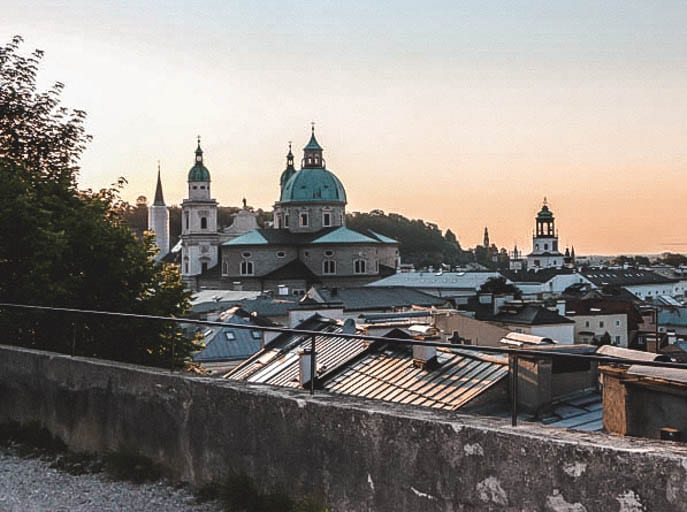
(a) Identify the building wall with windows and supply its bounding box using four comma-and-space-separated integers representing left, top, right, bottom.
568, 313, 628, 347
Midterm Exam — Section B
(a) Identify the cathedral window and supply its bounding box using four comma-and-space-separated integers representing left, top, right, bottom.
322, 212, 331, 227
300, 212, 309, 227
354, 259, 366, 274
323, 260, 336, 275
201, 217, 208, 229
240, 260, 254, 276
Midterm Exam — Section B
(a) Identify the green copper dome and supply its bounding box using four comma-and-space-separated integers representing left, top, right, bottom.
537, 205, 554, 220
188, 140, 211, 182
280, 168, 347, 204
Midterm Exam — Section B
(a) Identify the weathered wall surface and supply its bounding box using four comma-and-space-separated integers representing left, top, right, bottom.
2, 344, 687, 512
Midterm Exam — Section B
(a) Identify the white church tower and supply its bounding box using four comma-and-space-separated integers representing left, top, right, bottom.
147, 164, 170, 260
181, 137, 218, 279
526, 198, 564, 269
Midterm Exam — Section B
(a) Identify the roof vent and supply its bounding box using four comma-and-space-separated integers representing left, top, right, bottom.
412, 340, 437, 370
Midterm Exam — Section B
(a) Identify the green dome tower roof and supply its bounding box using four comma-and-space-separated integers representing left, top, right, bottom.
188, 138, 211, 182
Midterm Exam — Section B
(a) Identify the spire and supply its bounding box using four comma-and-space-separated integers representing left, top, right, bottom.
483, 227, 490, 248
286, 141, 295, 169
153, 161, 165, 206
280, 141, 297, 190
195, 135, 203, 165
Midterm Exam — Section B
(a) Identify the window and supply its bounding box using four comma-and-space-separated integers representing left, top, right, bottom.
323, 212, 331, 227
240, 260, 254, 276
585, 321, 590, 328
201, 217, 208, 229
299, 212, 309, 227
193, 185, 197, 190
224, 331, 236, 341
184, 261, 189, 273
544, 243, 549, 250
284, 214, 289, 227
276, 251, 286, 258
354, 259, 366, 274
201, 262, 208, 273
251, 331, 262, 340
222, 261, 229, 275
304, 251, 310, 258
200, 185, 205, 189
616, 320, 621, 327
599, 321, 605, 328
323, 260, 336, 275
185, 212, 189, 230
242, 251, 252, 258
615, 336, 621, 343
324, 250, 334, 257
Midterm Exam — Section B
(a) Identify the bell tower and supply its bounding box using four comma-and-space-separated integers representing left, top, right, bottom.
181, 137, 219, 283
526, 198, 564, 269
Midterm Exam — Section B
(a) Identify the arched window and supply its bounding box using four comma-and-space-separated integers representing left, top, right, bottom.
354, 259, 366, 274
201, 217, 208, 229
240, 260, 254, 276
222, 261, 229, 275
323, 260, 336, 275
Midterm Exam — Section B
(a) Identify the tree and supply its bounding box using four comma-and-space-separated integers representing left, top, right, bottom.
479, 277, 521, 299
0, 36, 196, 367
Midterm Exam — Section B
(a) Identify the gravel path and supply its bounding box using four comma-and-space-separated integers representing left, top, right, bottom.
0, 450, 223, 512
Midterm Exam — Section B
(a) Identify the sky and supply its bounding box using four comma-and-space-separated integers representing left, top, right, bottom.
3, 1, 687, 255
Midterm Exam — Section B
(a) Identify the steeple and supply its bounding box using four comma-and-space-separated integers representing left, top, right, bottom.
280, 141, 297, 191
195, 135, 203, 165
153, 162, 165, 206
483, 227, 490, 248
302, 123, 325, 169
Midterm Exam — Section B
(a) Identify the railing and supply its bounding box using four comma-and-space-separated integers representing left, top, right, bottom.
1, 302, 685, 427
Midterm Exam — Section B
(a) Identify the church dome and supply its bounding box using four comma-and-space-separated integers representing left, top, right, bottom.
280, 168, 347, 204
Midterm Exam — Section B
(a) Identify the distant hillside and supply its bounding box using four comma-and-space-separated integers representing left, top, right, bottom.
346, 210, 470, 268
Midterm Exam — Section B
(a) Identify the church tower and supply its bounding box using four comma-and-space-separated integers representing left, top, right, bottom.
181, 137, 218, 279
526, 198, 564, 269
147, 163, 169, 260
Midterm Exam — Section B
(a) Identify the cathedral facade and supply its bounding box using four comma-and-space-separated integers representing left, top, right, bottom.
170, 127, 399, 293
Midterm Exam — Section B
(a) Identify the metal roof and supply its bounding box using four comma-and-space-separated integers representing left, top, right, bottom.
321, 346, 508, 411
193, 314, 264, 363
225, 315, 368, 386
314, 286, 446, 311
222, 230, 270, 246
368, 272, 502, 290
311, 227, 379, 244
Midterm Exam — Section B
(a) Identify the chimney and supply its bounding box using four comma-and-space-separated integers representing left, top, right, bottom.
413, 337, 438, 369
298, 349, 313, 387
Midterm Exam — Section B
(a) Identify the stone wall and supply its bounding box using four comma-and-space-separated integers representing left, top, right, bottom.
2, 344, 687, 511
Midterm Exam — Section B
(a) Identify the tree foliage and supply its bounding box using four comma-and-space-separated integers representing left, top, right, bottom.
0, 36, 195, 367
346, 210, 470, 269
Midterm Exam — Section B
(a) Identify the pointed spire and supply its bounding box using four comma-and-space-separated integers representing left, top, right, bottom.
303, 122, 323, 151
153, 161, 165, 206
303, 123, 324, 168
286, 141, 295, 169
195, 135, 203, 164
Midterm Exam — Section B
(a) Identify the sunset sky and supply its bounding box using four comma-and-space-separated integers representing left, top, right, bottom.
3, 1, 687, 255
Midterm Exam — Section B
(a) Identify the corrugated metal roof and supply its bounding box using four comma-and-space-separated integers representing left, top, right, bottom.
225, 315, 368, 386
193, 314, 264, 363
368, 272, 501, 290
322, 347, 508, 411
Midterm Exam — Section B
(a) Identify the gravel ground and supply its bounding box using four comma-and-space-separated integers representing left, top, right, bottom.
0, 449, 223, 512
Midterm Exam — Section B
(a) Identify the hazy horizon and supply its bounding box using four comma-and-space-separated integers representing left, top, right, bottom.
3, 1, 686, 254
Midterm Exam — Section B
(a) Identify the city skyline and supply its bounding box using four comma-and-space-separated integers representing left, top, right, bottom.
4, 1, 687, 254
